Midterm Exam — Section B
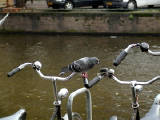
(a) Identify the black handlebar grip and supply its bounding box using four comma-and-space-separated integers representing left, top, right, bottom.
113, 50, 128, 66
84, 76, 101, 89
8, 68, 20, 77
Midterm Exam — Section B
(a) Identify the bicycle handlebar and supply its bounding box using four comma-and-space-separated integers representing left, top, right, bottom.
113, 42, 160, 66
8, 63, 32, 77
148, 50, 160, 56
83, 68, 108, 89
105, 68, 160, 85
35, 69, 76, 81
84, 75, 104, 88
113, 50, 128, 66
7, 61, 76, 81
113, 44, 138, 66
8, 67, 20, 77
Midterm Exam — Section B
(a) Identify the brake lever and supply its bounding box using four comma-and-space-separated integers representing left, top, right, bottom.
139, 42, 149, 52
32, 61, 42, 70
100, 68, 114, 78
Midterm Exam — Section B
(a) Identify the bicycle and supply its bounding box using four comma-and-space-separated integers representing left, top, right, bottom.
66, 68, 107, 120
112, 42, 160, 120
7, 61, 82, 120
103, 67, 160, 120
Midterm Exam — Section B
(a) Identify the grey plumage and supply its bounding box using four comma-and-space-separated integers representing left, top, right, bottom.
141, 94, 160, 120
59, 57, 99, 75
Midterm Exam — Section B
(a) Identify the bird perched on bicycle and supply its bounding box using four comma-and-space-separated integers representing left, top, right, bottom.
59, 57, 99, 76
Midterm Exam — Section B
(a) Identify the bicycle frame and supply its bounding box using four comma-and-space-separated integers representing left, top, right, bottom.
51, 103, 62, 120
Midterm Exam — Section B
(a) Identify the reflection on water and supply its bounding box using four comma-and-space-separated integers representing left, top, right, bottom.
0, 34, 160, 120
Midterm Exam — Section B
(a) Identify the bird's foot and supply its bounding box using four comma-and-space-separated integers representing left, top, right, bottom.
82, 72, 88, 78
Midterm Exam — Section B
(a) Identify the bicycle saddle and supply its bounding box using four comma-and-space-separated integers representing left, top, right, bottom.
0, 109, 26, 120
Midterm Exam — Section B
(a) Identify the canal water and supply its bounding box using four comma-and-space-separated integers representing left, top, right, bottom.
0, 34, 160, 120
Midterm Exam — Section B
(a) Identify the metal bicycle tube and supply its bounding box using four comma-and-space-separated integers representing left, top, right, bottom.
52, 81, 59, 104
130, 85, 140, 120
131, 108, 140, 120
67, 87, 92, 120
57, 105, 62, 120
131, 85, 137, 107
51, 105, 61, 120
51, 81, 62, 120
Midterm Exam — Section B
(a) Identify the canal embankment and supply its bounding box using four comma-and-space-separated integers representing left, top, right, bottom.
1, 8, 160, 35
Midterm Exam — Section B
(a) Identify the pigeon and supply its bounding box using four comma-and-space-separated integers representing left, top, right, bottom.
59, 57, 99, 75
0, 13, 9, 26
141, 94, 160, 120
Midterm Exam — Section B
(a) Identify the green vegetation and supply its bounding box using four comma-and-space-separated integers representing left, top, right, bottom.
129, 14, 134, 20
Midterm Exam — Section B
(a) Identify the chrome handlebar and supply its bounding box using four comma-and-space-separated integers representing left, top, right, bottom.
36, 69, 76, 81
125, 42, 160, 56
105, 68, 160, 109
107, 68, 160, 86
112, 75, 160, 85
148, 49, 160, 56
8, 61, 76, 81
113, 42, 160, 66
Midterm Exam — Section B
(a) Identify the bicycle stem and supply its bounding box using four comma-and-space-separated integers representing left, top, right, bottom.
52, 81, 60, 105
131, 84, 140, 120
130, 83, 139, 109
